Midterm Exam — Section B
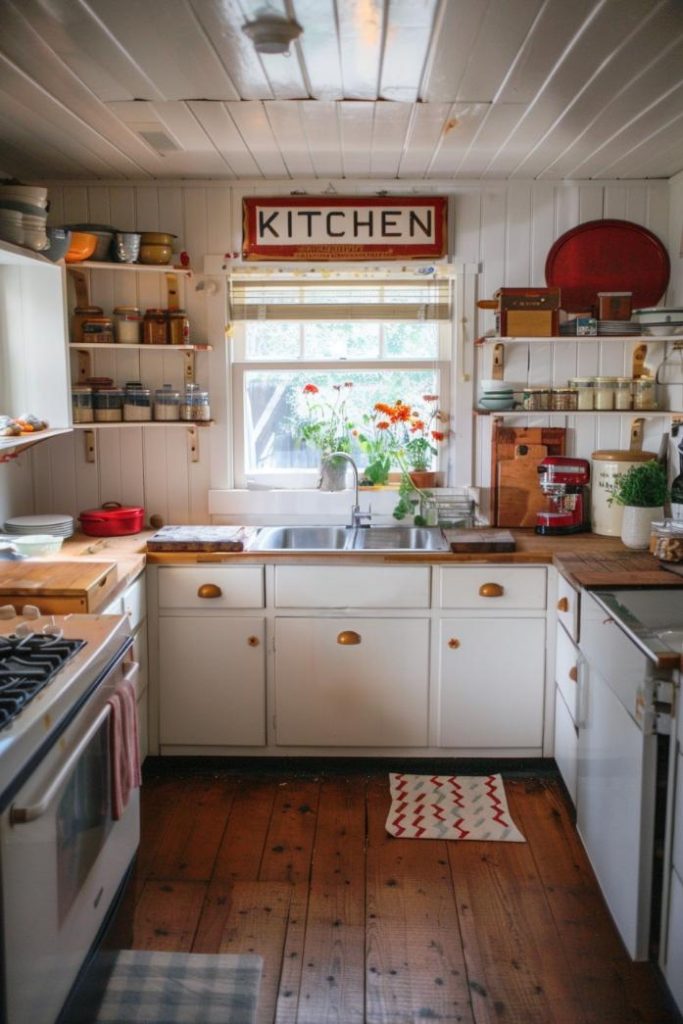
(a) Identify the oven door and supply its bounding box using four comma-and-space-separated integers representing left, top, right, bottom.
1, 659, 139, 1024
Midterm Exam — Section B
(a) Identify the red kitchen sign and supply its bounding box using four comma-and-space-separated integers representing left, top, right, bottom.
242, 195, 447, 261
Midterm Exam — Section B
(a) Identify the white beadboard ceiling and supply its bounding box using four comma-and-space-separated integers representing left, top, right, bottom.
0, 0, 682, 182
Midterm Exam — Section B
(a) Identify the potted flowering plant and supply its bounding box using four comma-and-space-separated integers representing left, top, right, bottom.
298, 382, 355, 490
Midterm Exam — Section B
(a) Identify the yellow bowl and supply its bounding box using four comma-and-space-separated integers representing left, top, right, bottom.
140, 232, 176, 246
65, 231, 97, 263
139, 243, 173, 265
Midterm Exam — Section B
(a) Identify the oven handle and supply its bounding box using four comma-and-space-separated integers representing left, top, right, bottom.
9, 661, 138, 826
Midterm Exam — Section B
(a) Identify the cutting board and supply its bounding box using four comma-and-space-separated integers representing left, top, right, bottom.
0, 560, 118, 613
491, 425, 567, 527
445, 529, 516, 552
146, 525, 256, 552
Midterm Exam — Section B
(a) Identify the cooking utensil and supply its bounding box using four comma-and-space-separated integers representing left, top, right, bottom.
545, 219, 670, 313
78, 502, 145, 537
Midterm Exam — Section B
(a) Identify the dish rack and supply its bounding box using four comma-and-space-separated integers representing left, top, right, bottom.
423, 488, 477, 528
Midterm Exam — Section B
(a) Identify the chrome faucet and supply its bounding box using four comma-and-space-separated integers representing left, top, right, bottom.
322, 451, 372, 529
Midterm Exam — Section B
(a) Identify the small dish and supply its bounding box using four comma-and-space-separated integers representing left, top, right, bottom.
8, 534, 63, 556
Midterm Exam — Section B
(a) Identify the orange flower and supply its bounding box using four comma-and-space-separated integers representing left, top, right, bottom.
393, 403, 411, 422
422, 394, 439, 402
377, 420, 390, 430
374, 402, 394, 416
410, 419, 425, 433
303, 383, 319, 394
431, 430, 445, 442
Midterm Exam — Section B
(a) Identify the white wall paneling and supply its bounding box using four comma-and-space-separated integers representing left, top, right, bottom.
1, 176, 677, 526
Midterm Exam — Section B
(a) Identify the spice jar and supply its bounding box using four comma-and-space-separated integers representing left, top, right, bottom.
154, 385, 181, 421
550, 387, 578, 411
143, 308, 168, 345
93, 387, 124, 422
123, 383, 152, 421
71, 305, 103, 344
82, 315, 114, 344
180, 383, 211, 421
633, 377, 657, 410
168, 310, 190, 346
614, 377, 633, 410
568, 377, 594, 411
113, 305, 142, 344
71, 385, 94, 423
651, 521, 683, 562
593, 376, 617, 411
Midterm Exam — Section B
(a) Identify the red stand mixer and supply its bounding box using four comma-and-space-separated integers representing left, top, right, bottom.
535, 456, 590, 535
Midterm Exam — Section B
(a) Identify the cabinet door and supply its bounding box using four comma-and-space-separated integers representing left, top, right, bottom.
663, 867, 683, 1013
439, 617, 545, 748
554, 686, 578, 804
159, 616, 265, 746
274, 617, 429, 746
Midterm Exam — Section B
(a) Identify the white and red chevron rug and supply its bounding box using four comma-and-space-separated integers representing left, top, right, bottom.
385, 773, 525, 842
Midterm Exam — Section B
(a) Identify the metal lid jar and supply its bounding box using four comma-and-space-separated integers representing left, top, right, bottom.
633, 377, 657, 410
593, 376, 617, 411
568, 376, 594, 411
180, 383, 211, 421
71, 304, 103, 344
93, 387, 124, 422
154, 384, 181, 420
168, 309, 190, 346
123, 384, 152, 421
71, 385, 94, 423
143, 308, 168, 345
82, 315, 114, 344
614, 377, 633, 410
113, 305, 142, 344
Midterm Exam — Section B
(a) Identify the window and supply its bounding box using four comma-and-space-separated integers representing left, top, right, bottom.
230, 272, 453, 489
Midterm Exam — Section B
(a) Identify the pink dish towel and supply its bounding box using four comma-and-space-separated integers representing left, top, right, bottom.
107, 673, 142, 820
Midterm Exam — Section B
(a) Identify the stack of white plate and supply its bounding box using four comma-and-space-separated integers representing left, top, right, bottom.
0, 186, 49, 251
597, 320, 642, 335
4, 514, 75, 538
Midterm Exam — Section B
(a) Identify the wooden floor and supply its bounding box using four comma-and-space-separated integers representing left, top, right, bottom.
129, 763, 681, 1024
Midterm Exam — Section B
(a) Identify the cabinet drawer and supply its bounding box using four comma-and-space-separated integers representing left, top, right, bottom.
158, 566, 264, 609
123, 573, 146, 630
275, 566, 431, 608
555, 623, 579, 725
556, 574, 580, 642
439, 567, 546, 610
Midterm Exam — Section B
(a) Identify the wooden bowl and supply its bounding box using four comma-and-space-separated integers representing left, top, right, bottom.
65, 231, 97, 263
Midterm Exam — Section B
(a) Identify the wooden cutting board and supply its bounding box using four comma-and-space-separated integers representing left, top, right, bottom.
0, 560, 118, 613
491, 425, 567, 527
146, 525, 256, 552
445, 529, 516, 552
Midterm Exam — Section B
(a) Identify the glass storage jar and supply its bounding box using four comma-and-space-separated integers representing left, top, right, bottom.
143, 308, 168, 345
113, 306, 142, 344
633, 377, 658, 410
71, 385, 94, 423
522, 386, 551, 411
168, 310, 190, 345
651, 521, 683, 562
123, 384, 152, 421
93, 387, 124, 422
593, 376, 617, 411
550, 387, 578, 411
82, 316, 114, 344
71, 305, 103, 345
180, 383, 211, 421
154, 385, 181, 421
614, 377, 633, 410
568, 377, 594, 410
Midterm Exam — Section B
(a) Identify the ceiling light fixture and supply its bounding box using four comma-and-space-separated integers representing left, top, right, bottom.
242, 9, 303, 55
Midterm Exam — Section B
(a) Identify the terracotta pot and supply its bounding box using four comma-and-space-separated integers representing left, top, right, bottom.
408, 470, 444, 489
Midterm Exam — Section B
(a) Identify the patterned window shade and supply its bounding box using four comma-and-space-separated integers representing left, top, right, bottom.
229, 276, 452, 322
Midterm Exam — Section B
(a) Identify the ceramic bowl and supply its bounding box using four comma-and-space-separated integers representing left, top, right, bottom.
8, 534, 63, 556
140, 231, 176, 246
0, 210, 24, 246
114, 231, 141, 262
0, 185, 48, 209
65, 231, 97, 263
139, 242, 173, 265
44, 227, 71, 261
479, 396, 516, 411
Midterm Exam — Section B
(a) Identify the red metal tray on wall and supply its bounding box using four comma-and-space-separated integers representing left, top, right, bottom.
545, 219, 670, 313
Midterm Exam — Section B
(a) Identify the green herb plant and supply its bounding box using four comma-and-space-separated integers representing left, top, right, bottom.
609, 460, 668, 508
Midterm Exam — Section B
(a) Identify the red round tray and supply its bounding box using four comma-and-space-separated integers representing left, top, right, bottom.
545, 219, 670, 312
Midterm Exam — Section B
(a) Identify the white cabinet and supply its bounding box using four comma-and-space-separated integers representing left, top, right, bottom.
554, 687, 578, 804
553, 575, 581, 803
274, 616, 429, 747
159, 615, 265, 746
102, 572, 148, 762
0, 240, 71, 457
438, 616, 545, 749
155, 565, 266, 749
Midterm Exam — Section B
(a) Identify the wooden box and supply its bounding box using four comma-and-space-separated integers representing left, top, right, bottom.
499, 308, 559, 337
0, 560, 119, 613
495, 287, 561, 310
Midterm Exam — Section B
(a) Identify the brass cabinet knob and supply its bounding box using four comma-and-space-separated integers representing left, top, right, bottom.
197, 583, 222, 599
568, 666, 578, 682
479, 582, 503, 598
337, 630, 361, 645
557, 596, 570, 612
247, 635, 260, 647
448, 638, 460, 649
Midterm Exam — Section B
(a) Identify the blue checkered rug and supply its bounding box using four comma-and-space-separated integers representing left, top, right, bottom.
66, 950, 262, 1024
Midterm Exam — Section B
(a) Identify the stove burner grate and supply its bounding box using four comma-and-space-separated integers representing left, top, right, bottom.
0, 634, 86, 730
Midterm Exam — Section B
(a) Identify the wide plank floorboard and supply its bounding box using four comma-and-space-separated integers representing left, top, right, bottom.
128, 765, 681, 1024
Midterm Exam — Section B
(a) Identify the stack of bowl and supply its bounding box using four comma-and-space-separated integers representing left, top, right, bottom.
478, 379, 518, 411
0, 184, 49, 251
139, 232, 176, 265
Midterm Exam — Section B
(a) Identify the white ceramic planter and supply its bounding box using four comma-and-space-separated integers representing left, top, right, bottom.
620, 505, 663, 550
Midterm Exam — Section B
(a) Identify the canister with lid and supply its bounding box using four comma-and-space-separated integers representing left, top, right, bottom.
71, 385, 94, 423
633, 377, 657, 410
71, 305, 103, 344
168, 310, 190, 346
113, 305, 142, 344
123, 383, 152, 421
550, 387, 577, 411
82, 315, 113, 345
593, 376, 617, 411
143, 308, 168, 345
568, 376, 594, 411
613, 377, 633, 410
590, 448, 658, 535
522, 386, 551, 411
93, 387, 124, 422
154, 385, 181, 420
180, 383, 211, 421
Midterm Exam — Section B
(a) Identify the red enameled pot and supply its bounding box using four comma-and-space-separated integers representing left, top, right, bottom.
78, 501, 145, 536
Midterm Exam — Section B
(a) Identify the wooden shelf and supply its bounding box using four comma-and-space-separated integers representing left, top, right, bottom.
75, 261, 193, 274
476, 334, 682, 343
71, 421, 214, 429
474, 408, 669, 417
69, 343, 212, 351
0, 427, 72, 460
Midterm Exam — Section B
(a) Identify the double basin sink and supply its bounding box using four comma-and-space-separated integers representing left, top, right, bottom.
248, 525, 450, 552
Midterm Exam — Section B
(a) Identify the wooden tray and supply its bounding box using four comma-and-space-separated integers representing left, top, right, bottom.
445, 529, 516, 552
146, 525, 255, 552
0, 560, 118, 613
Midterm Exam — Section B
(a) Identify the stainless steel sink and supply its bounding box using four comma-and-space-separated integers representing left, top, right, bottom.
249, 524, 449, 552
352, 526, 449, 551
249, 525, 352, 550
